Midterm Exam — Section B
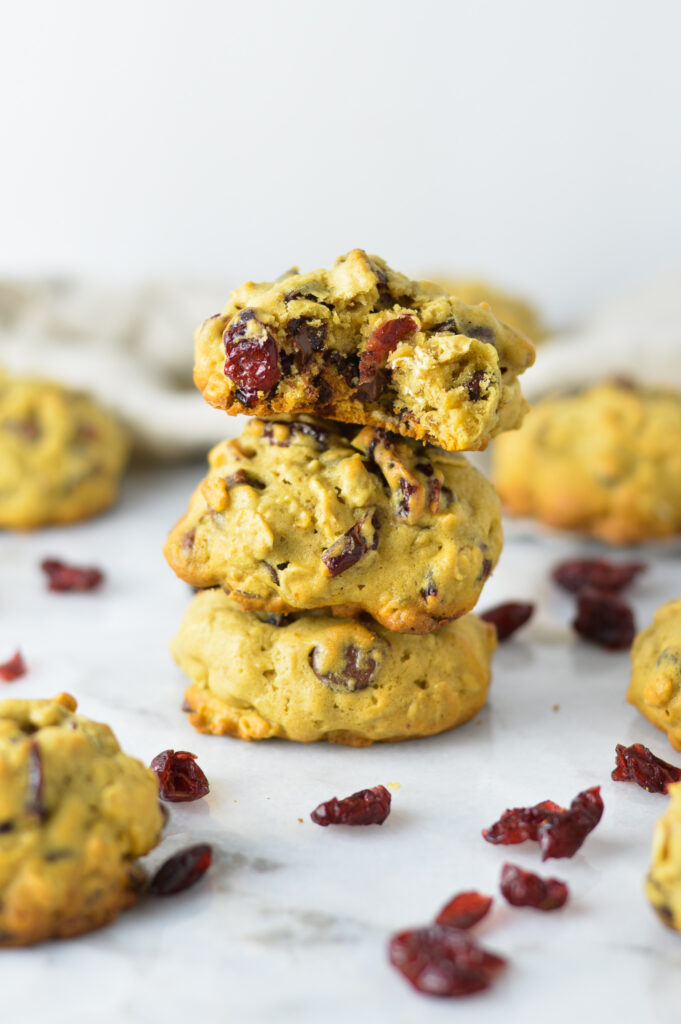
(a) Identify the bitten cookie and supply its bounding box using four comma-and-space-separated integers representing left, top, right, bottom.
492, 381, 681, 545
0, 694, 163, 946
628, 598, 681, 751
647, 781, 681, 931
431, 277, 545, 344
171, 589, 497, 746
194, 249, 535, 452
0, 370, 130, 529
164, 416, 503, 633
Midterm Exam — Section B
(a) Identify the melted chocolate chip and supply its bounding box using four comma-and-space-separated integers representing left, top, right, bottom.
467, 370, 488, 401
353, 368, 390, 404
309, 643, 379, 692
284, 289, 334, 310
431, 317, 459, 334
287, 317, 328, 364
327, 351, 358, 387
421, 573, 438, 601
223, 469, 265, 490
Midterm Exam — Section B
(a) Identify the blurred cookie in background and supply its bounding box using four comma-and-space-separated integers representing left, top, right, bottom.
0, 369, 130, 529
429, 276, 546, 344
492, 380, 681, 545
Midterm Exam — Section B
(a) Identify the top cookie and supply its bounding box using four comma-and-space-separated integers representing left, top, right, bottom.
0, 693, 162, 946
163, 416, 503, 633
0, 369, 130, 529
194, 249, 535, 452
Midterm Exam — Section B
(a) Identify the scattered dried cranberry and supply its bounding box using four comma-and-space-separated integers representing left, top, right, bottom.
612, 743, 681, 793
483, 800, 565, 846
500, 863, 568, 911
41, 559, 104, 592
479, 602, 534, 641
148, 843, 212, 896
483, 787, 603, 860
150, 750, 210, 803
359, 315, 418, 382
572, 588, 635, 650
310, 785, 391, 826
553, 558, 645, 594
389, 926, 506, 998
224, 309, 281, 406
321, 510, 379, 577
435, 891, 493, 930
0, 651, 27, 682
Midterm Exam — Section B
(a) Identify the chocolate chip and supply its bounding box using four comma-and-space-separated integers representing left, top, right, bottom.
467, 370, 488, 401
287, 317, 328, 364
431, 317, 459, 334
309, 643, 380, 692
321, 510, 380, 577
327, 351, 358, 387
223, 469, 265, 490
263, 562, 279, 585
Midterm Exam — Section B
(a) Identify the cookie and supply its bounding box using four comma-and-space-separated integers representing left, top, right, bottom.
163, 416, 503, 633
430, 277, 545, 344
171, 588, 497, 746
0, 370, 130, 529
628, 598, 681, 750
492, 381, 681, 544
0, 693, 163, 946
647, 781, 681, 931
194, 249, 535, 453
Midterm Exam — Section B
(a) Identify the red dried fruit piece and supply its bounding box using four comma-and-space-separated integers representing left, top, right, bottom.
224, 309, 281, 406
310, 785, 391, 826
500, 863, 568, 911
388, 925, 507, 998
321, 510, 379, 577
435, 891, 493, 930
612, 743, 681, 793
0, 651, 27, 682
479, 602, 534, 641
150, 750, 210, 803
538, 786, 604, 860
41, 559, 104, 592
359, 315, 418, 382
148, 843, 212, 896
482, 800, 565, 846
573, 588, 635, 650
553, 557, 645, 594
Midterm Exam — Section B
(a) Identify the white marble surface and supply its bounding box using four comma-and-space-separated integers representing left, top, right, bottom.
2, 464, 681, 1024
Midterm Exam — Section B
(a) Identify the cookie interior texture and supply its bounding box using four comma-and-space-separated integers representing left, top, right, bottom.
171, 588, 497, 746
194, 249, 535, 453
0, 694, 163, 946
647, 781, 681, 931
492, 381, 681, 544
628, 597, 681, 751
164, 416, 503, 633
0, 369, 130, 529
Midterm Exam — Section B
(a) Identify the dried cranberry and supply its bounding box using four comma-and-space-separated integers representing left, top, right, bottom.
310, 785, 391, 826
354, 368, 390, 403
482, 800, 565, 846
435, 892, 493, 930
484, 788, 603, 860
309, 643, 379, 692
41, 559, 104, 592
573, 588, 635, 650
147, 843, 212, 896
553, 558, 645, 594
389, 926, 506, 998
499, 863, 568, 911
0, 651, 27, 682
150, 750, 210, 803
612, 743, 681, 793
359, 315, 418, 383
287, 316, 327, 363
466, 371, 488, 401
479, 602, 534, 641
224, 309, 281, 406
321, 510, 379, 577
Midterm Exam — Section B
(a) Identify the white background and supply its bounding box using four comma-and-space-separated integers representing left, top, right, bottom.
2, 0, 681, 324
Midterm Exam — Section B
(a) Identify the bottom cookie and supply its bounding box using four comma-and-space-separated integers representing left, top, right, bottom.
171, 589, 497, 746
647, 782, 681, 931
627, 598, 681, 750
0, 693, 163, 947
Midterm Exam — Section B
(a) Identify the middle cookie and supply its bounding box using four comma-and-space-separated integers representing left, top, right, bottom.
164, 417, 502, 633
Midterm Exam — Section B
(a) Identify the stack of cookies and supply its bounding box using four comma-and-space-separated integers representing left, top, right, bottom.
163, 250, 535, 746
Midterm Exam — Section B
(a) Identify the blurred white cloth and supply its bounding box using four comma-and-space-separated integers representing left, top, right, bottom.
0, 278, 238, 459
523, 272, 681, 401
